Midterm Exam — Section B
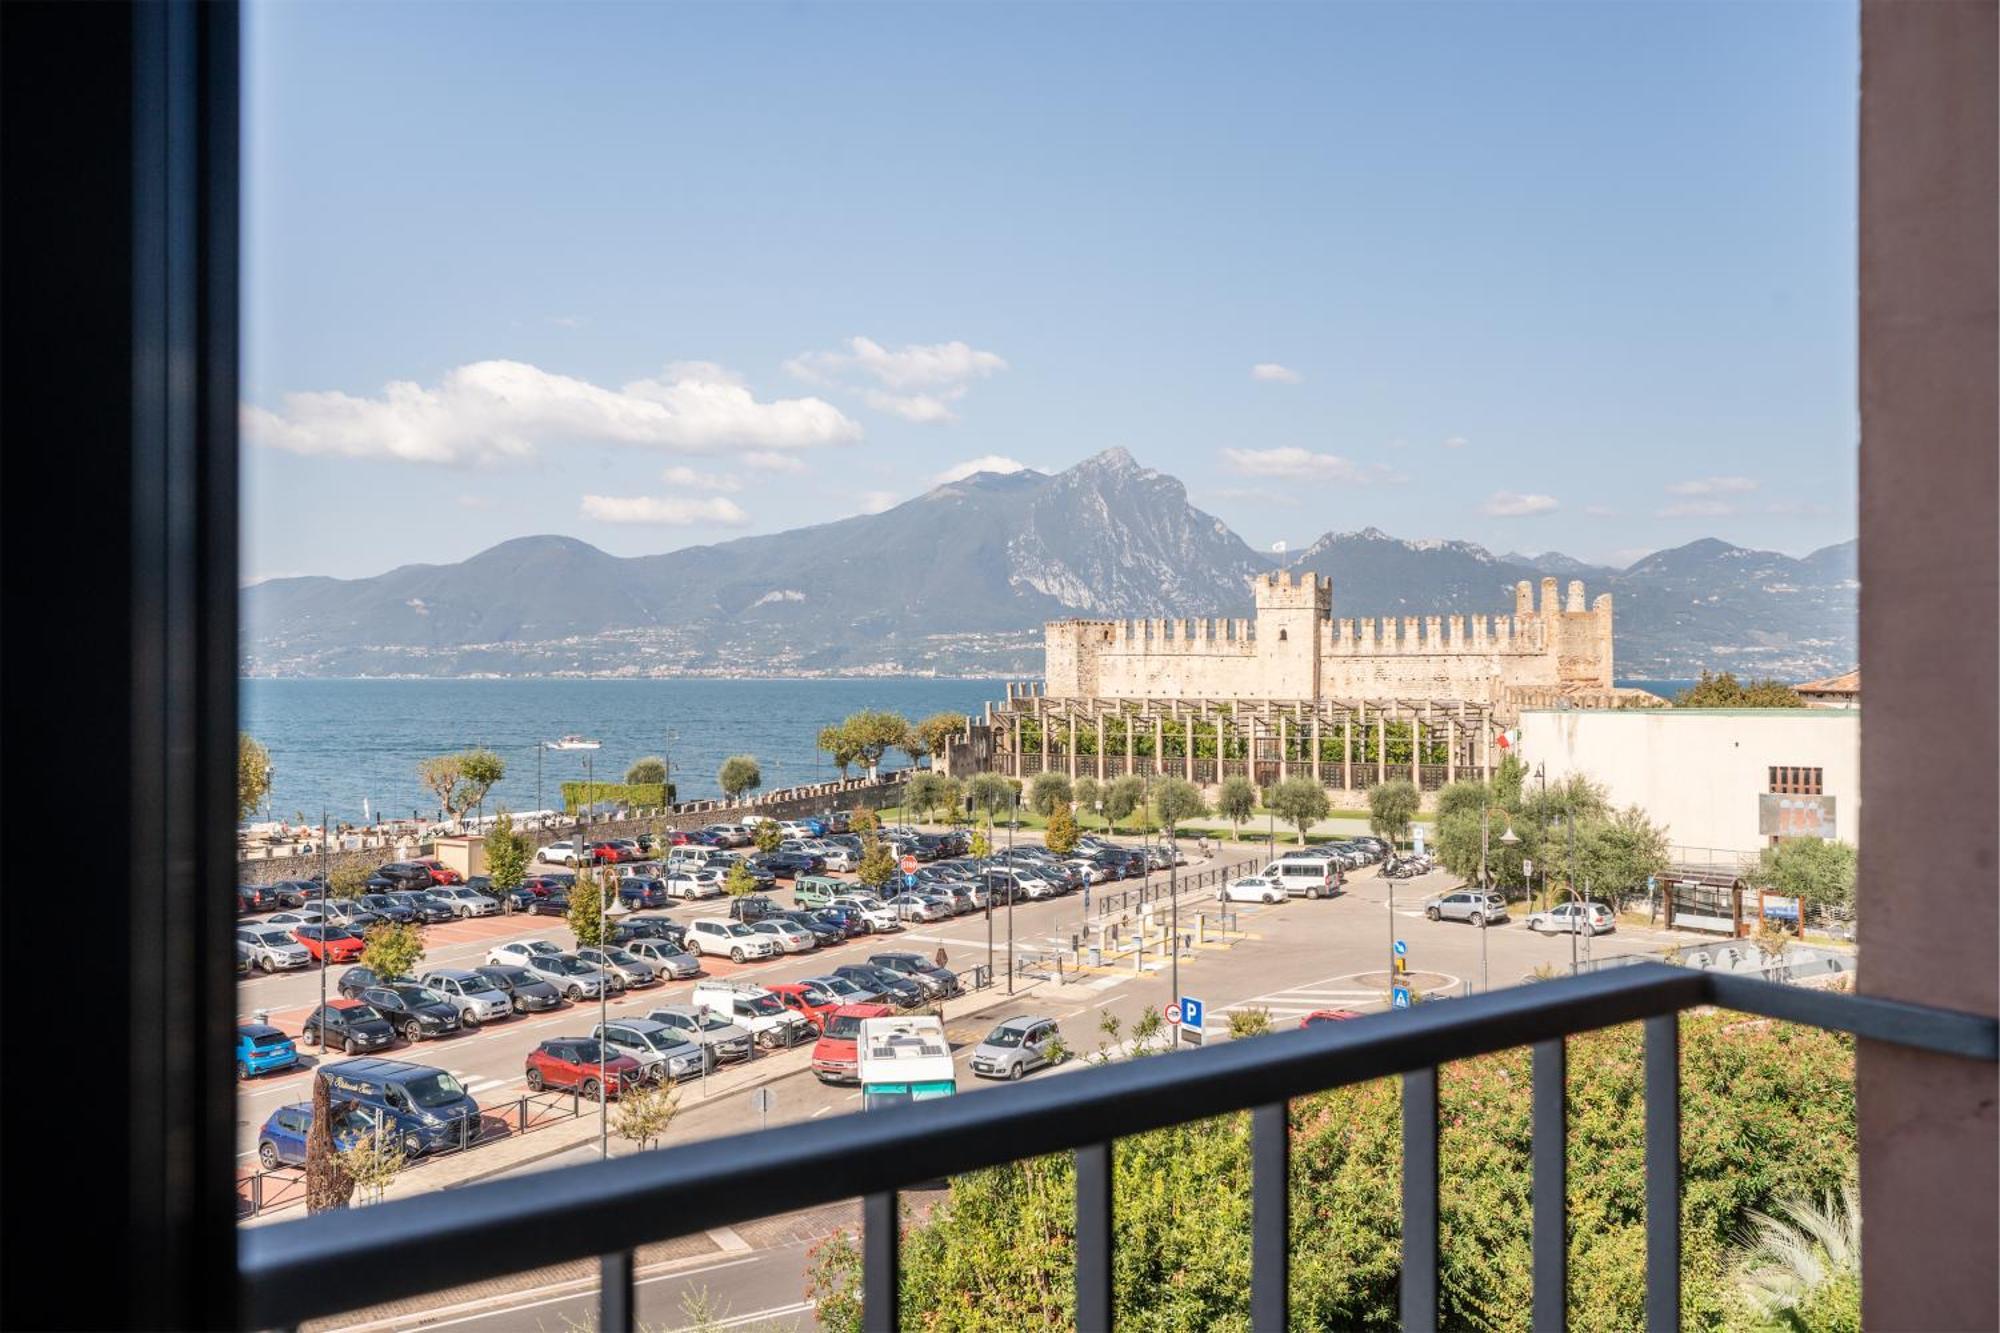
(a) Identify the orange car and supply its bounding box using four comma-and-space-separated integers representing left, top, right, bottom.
291, 923, 366, 962
1299, 1009, 1362, 1028
412, 857, 463, 885
811, 1003, 896, 1084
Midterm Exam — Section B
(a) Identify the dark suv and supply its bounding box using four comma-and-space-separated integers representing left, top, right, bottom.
362, 984, 462, 1043
727, 895, 782, 924
301, 998, 396, 1055
357, 893, 418, 924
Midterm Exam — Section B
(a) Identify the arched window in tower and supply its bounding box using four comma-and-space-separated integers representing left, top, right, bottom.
1278, 628, 1289, 642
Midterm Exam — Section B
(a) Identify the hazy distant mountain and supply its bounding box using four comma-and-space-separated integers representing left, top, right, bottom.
243, 454, 1856, 681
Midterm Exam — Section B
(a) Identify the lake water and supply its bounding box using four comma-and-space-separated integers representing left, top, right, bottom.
242, 677, 1005, 824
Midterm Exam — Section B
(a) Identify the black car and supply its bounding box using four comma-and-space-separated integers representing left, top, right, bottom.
336, 965, 384, 999
527, 890, 571, 917
619, 878, 669, 910
267, 878, 319, 909
728, 894, 782, 923
870, 952, 963, 999
389, 890, 456, 924
833, 963, 924, 1008
776, 910, 843, 947
362, 984, 461, 1043
235, 884, 277, 915
809, 906, 868, 938
822, 811, 852, 835
372, 861, 436, 889
357, 893, 419, 924
472, 964, 565, 1013
620, 916, 685, 945
301, 999, 396, 1055
747, 852, 820, 881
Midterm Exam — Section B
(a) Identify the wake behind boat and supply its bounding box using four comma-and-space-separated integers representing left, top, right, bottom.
546, 734, 601, 751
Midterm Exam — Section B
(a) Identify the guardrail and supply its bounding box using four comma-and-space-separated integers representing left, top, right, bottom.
239, 964, 1999, 1331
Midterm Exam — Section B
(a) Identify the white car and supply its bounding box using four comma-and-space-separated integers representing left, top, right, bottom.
1223, 875, 1285, 904
750, 919, 817, 954
485, 939, 563, 968
235, 925, 311, 971
664, 868, 724, 900
684, 919, 777, 963
832, 895, 900, 932
814, 845, 859, 872
888, 893, 949, 923
691, 981, 814, 1049
433, 885, 500, 917
1064, 859, 1112, 885
1527, 902, 1616, 936
536, 840, 584, 866
264, 907, 330, 928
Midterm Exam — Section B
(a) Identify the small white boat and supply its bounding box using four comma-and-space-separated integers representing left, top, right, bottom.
547, 735, 602, 751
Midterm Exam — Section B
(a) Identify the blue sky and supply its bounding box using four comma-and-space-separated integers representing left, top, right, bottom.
244, 0, 1858, 582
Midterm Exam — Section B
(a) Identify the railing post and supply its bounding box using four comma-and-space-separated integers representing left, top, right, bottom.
1532, 1039, 1567, 1333
863, 1190, 899, 1333
1401, 1067, 1439, 1330
599, 1250, 634, 1333
1644, 1015, 1680, 1331
1075, 1142, 1113, 1330
1251, 1102, 1289, 1332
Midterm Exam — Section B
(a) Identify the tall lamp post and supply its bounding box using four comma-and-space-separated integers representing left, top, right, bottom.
1478, 804, 1520, 994
1006, 791, 1018, 995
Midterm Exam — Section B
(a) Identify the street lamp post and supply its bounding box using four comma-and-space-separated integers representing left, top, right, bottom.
1006, 792, 1017, 995
318, 802, 329, 1028
1479, 804, 1520, 994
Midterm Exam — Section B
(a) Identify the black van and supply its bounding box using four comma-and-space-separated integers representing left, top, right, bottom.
318, 1057, 482, 1156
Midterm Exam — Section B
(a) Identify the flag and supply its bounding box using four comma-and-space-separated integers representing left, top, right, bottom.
1496, 728, 1520, 751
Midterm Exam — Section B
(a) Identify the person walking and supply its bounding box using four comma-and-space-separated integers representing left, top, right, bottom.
934, 945, 948, 970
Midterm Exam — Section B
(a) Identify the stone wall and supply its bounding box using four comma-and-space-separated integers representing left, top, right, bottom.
236, 771, 914, 886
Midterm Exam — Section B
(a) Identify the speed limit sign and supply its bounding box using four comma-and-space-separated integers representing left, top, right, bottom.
900, 854, 918, 875
1165, 1003, 1182, 1024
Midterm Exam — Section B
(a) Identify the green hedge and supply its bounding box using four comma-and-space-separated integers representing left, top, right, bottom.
560, 781, 671, 812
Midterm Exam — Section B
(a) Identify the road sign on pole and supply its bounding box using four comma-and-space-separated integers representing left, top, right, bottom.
1523, 858, 1534, 878
899, 854, 919, 875
903, 873, 918, 889
1393, 939, 1407, 958
1165, 1003, 1182, 1024
751, 1086, 776, 1130
1391, 986, 1412, 1010
1178, 995, 1204, 1030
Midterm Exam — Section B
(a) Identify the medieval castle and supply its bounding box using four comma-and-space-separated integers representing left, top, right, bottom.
1043, 570, 1616, 711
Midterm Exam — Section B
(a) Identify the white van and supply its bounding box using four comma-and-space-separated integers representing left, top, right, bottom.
1260, 858, 1341, 899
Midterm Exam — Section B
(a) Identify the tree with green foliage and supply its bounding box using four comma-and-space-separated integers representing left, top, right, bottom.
238, 733, 272, 821
1268, 775, 1330, 845
1104, 774, 1148, 832
966, 773, 1016, 822
1676, 669, 1806, 708
568, 866, 612, 949
327, 860, 371, 900
855, 837, 896, 890
625, 756, 667, 786
417, 753, 463, 820
912, 712, 970, 769
818, 724, 862, 780
1044, 802, 1081, 856
1028, 770, 1074, 818
1228, 1007, 1273, 1039
752, 819, 782, 854
1580, 805, 1673, 908
848, 804, 881, 834
1151, 777, 1207, 838
837, 710, 912, 780
718, 755, 762, 802
337, 1126, 409, 1206
359, 920, 425, 982
968, 826, 992, 859
1368, 778, 1420, 847
904, 771, 951, 824
809, 1012, 1858, 1332
613, 1081, 681, 1154
723, 860, 758, 898
1215, 776, 1258, 841
455, 749, 506, 821
935, 777, 965, 825
1073, 776, 1104, 828
484, 810, 531, 894
1747, 837, 1857, 916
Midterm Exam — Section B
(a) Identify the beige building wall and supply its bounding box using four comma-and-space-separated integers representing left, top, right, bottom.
1517, 708, 1860, 857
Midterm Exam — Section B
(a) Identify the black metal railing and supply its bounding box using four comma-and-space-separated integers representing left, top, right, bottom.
239, 964, 1996, 1332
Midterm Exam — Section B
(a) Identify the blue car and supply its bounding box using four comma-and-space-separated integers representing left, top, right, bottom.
254, 1100, 374, 1170
619, 877, 668, 909
235, 1023, 300, 1080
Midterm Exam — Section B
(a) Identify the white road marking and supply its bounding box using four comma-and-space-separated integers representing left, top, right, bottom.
706, 1225, 752, 1253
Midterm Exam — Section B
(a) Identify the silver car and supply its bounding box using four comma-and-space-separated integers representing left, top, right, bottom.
433, 885, 500, 918
594, 1018, 714, 1082
970, 1016, 1064, 1081
523, 952, 615, 999
1423, 889, 1510, 926
625, 938, 701, 979
235, 925, 310, 972
645, 1004, 754, 1062
577, 946, 660, 988
418, 968, 513, 1025
749, 920, 817, 954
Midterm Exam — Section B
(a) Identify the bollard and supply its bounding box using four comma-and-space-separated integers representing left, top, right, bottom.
1197, 914, 1207, 945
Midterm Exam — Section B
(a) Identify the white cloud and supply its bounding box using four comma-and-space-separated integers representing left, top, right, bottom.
932, 455, 1028, 486
1250, 363, 1302, 384
740, 451, 809, 474
1666, 475, 1758, 496
243, 359, 861, 466
856, 490, 900, 515
1658, 499, 1735, 518
786, 336, 1008, 424
1221, 447, 1403, 484
579, 494, 751, 526
1481, 490, 1560, 517
455, 494, 495, 510
1443, 436, 1469, 450
660, 465, 742, 492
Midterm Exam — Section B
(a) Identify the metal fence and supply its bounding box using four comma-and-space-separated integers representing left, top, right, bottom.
240, 964, 1997, 1331
1088, 854, 1265, 921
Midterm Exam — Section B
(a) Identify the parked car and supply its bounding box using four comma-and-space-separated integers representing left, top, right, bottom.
831, 895, 900, 932
644, 1004, 754, 1062
319, 1057, 481, 1155
691, 980, 815, 1049
525, 889, 572, 917
833, 963, 924, 1008
1527, 901, 1615, 936
969, 1016, 1064, 1081
266, 879, 320, 909
535, 840, 585, 866
234, 1023, 299, 1079
433, 884, 501, 917
869, 952, 962, 999
749, 919, 818, 955
703, 823, 753, 848
471, 964, 565, 1014
576, 946, 660, 989
255, 1100, 373, 1169
411, 857, 463, 885
887, 893, 950, 923
812, 972, 884, 1005
291, 923, 365, 963
749, 851, 821, 881
525, 1039, 643, 1099
356, 893, 419, 925
766, 979, 843, 1031
810, 1003, 897, 1083
809, 906, 870, 938
684, 919, 777, 963
235, 884, 278, 915
418, 968, 513, 1026
336, 965, 386, 999
300, 998, 396, 1055
618, 877, 670, 910
1259, 858, 1343, 900
522, 952, 615, 1000
235, 924, 311, 972
361, 983, 462, 1043
727, 894, 782, 924
774, 910, 843, 947
593, 1018, 713, 1082
621, 916, 688, 945
484, 939, 563, 968
1223, 875, 1285, 904
371, 862, 436, 890
387, 890, 457, 924
1300, 1009, 1362, 1027
1423, 889, 1510, 926
623, 937, 702, 979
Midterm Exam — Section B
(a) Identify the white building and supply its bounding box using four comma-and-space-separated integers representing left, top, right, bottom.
1517, 707, 1859, 859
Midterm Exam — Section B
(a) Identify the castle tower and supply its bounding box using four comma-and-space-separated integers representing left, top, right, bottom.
1252, 570, 1330, 698
1044, 618, 1118, 696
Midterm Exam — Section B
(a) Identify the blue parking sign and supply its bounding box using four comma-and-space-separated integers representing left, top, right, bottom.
1391, 986, 1412, 1010
1178, 996, 1204, 1029
903, 873, 918, 889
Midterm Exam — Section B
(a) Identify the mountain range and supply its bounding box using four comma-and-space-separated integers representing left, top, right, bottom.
244, 448, 1857, 681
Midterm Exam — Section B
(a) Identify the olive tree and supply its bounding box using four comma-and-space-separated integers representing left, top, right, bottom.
1029, 771, 1074, 819
1073, 776, 1105, 828
718, 755, 762, 802
967, 773, 1017, 822
417, 754, 464, 820
455, 748, 507, 822
1150, 778, 1207, 839
905, 771, 951, 824
1747, 837, 1856, 915
838, 710, 912, 779
1368, 779, 1420, 848
1104, 774, 1149, 832
1215, 776, 1258, 841
752, 819, 782, 854
625, 756, 667, 786
724, 860, 759, 898
856, 837, 896, 890
613, 1081, 680, 1153
305, 1073, 356, 1214
913, 712, 970, 769
238, 733, 272, 821
1268, 776, 1331, 845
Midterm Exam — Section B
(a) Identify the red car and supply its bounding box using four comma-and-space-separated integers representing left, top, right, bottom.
768, 981, 842, 1033
1299, 1009, 1362, 1028
585, 841, 627, 865
811, 1003, 895, 1084
291, 923, 365, 962
413, 857, 462, 886
525, 1038, 644, 1099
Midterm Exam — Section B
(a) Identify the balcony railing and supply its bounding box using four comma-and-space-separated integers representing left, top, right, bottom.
239, 963, 1996, 1332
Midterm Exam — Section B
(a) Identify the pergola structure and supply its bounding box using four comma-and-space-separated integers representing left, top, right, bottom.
981, 683, 1502, 795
